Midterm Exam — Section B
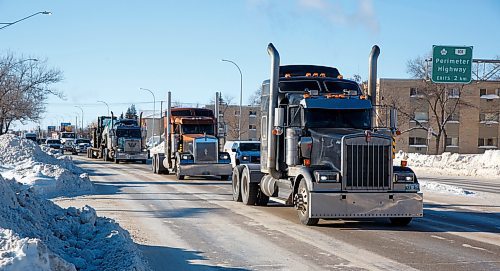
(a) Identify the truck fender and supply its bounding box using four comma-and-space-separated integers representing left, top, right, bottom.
242, 164, 264, 183
292, 167, 315, 195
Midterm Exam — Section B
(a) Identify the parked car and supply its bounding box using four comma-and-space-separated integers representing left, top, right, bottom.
44, 139, 63, 154
223, 141, 261, 168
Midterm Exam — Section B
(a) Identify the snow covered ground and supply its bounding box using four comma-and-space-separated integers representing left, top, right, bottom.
395, 150, 500, 178
0, 135, 149, 270
0, 134, 93, 198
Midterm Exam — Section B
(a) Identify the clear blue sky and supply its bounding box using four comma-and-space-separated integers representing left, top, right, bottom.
2, 0, 499, 130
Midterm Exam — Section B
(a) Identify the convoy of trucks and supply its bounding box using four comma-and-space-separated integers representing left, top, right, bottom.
230, 43, 423, 226
52, 43, 422, 227
150, 92, 232, 180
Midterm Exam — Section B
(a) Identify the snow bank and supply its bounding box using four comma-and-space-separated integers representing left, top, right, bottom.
0, 134, 93, 198
419, 180, 475, 196
0, 175, 148, 271
395, 150, 500, 178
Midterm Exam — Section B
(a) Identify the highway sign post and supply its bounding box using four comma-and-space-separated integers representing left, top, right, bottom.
432, 45, 473, 84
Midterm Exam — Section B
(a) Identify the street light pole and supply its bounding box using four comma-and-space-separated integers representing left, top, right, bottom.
75, 106, 84, 136
0, 11, 52, 31
221, 59, 243, 141
140, 88, 156, 147
97, 100, 110, 116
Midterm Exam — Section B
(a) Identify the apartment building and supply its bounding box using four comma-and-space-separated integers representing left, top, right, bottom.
377, 79, 500, 154
205, 104, 261, 142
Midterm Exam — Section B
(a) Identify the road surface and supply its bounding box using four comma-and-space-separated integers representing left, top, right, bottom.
54, 156, 500, 271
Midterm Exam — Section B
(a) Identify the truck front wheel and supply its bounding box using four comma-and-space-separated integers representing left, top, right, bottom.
241, 168, 258, 205
152, 155, 157, 173
232, 166, 244, 202
296, 180, 319, 226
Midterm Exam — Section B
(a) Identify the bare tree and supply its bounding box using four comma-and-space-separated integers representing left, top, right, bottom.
0, 54, 63, 134
248, 86, 262, 106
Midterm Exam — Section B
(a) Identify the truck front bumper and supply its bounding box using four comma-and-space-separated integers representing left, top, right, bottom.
115, 152, 148, 161
309, 192, 423, 219
178, 163, 232, 177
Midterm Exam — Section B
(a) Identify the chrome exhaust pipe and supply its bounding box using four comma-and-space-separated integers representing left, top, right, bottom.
166, 91, 172, 168
267, 43, 281, 179
368, 45, 380, 106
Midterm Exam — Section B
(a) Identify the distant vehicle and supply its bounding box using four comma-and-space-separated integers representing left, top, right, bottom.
146, 135, 162, 149
45, 139, 63, 153
223, 141, 261, 167
37, 138, 46, 145
60, 132, 77, 153
23, 132, 37, 142
67, 138, 91, 154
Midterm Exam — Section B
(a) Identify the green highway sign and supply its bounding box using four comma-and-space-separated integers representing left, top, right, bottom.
432, 45, 473, 84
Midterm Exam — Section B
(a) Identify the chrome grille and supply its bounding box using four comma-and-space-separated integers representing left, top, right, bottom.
124, 139, 141, 152
195, 141, 217, 163
344, 138, 391, 191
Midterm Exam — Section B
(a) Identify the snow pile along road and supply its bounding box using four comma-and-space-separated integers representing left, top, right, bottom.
418, 180, 475, 196
0, 175, 148, 271
0, 134, 93, 198
395, 150, 500, 178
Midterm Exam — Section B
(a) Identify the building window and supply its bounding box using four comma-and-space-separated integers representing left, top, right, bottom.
480, 113, 499, 123
414, 112, 429, 122
410, 87, 419, 97
480, 89, 487, 96
248, 110, 257, 117
234, 110, 240, 116
448, 112, 459, 122
447, 88, 460, 98
478, 138, 498, 147
409, 137, 427, 146
496, 88, 500, 96
249, 124, 257, 130
445, 137, 459, 146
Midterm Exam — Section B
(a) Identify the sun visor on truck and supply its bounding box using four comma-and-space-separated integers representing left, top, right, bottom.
300, 98, 372, 110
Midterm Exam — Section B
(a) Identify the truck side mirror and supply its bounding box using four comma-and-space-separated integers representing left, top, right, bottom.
274, 108, 284, 127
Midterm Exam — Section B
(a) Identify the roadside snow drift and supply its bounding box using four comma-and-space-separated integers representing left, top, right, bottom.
395, 150, 500, 178
0, 134, 93, 198
0, 175, 148, 271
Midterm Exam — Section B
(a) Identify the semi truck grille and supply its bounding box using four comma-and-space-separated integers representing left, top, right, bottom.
195, 141, 217, 163
345, 143, 391, 190
124, 139, 141, 152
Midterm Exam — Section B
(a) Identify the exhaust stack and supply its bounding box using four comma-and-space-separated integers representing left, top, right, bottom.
267, 43, 281, 179
368, 45, 380, 106
166, 91, 172, 168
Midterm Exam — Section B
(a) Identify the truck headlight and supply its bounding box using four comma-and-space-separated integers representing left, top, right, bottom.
181, 154, 193, 160
314, 170, 339, 183
117, 148, 123, 152
241, 155, 249, 161
219, 154, 229, 160
394, 173, 415, 183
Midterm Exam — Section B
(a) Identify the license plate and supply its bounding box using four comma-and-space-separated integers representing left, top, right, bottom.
405, 183, 420, 191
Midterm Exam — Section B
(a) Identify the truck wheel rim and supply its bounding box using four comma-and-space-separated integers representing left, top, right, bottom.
298, 186, 309, 215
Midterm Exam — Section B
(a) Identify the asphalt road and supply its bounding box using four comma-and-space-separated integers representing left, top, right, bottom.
55, 156, 500, 271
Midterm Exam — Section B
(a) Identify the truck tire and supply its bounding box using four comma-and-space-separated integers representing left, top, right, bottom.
241, 167, 258, 205
232, 166, 244, 202
102, 149, 107, 161
390, 217, 413, 226
296, 179, 319, 226
152, 155, 157, 173
175, 160, 184, 180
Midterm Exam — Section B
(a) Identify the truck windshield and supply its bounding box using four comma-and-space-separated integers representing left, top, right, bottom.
182, 124, 214, 135
61, 133, 76, 138
47, 139, 61, 144
116, 129, 142, 138
75, 139, 90, 144
239, 143, 260, 151
304, 109, 371, 129
324, 81, 360, 94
